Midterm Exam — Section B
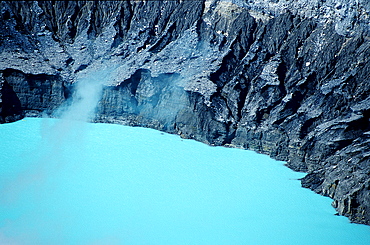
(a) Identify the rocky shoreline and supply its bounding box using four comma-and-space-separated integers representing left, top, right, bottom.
1, 0, 369, 225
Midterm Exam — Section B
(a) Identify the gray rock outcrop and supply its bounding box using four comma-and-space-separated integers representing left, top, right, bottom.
0, 0, 369, 225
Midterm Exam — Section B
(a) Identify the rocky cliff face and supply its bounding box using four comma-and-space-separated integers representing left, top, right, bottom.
0, 0, 369, 225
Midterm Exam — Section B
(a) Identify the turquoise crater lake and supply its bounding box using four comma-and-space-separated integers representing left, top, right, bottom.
0, 118, 369, 244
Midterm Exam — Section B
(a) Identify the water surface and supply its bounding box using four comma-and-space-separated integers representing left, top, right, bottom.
0, 118, 369, 244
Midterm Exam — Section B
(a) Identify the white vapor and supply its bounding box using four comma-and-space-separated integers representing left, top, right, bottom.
57, 65, 115, 122
0, 64, 118, 205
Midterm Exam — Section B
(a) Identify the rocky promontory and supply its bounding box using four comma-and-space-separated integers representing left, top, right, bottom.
0, 0, 369, 225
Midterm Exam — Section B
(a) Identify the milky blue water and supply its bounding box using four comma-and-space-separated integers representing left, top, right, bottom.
0, 118, 369, 245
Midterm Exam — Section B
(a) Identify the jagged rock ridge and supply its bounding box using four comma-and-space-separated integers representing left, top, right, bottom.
0, 0, 369, 225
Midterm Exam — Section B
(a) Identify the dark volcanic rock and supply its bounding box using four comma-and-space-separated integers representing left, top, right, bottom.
0, 0, 369, 225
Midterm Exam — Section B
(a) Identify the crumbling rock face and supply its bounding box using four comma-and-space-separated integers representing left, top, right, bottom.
0, 0, 369, 225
